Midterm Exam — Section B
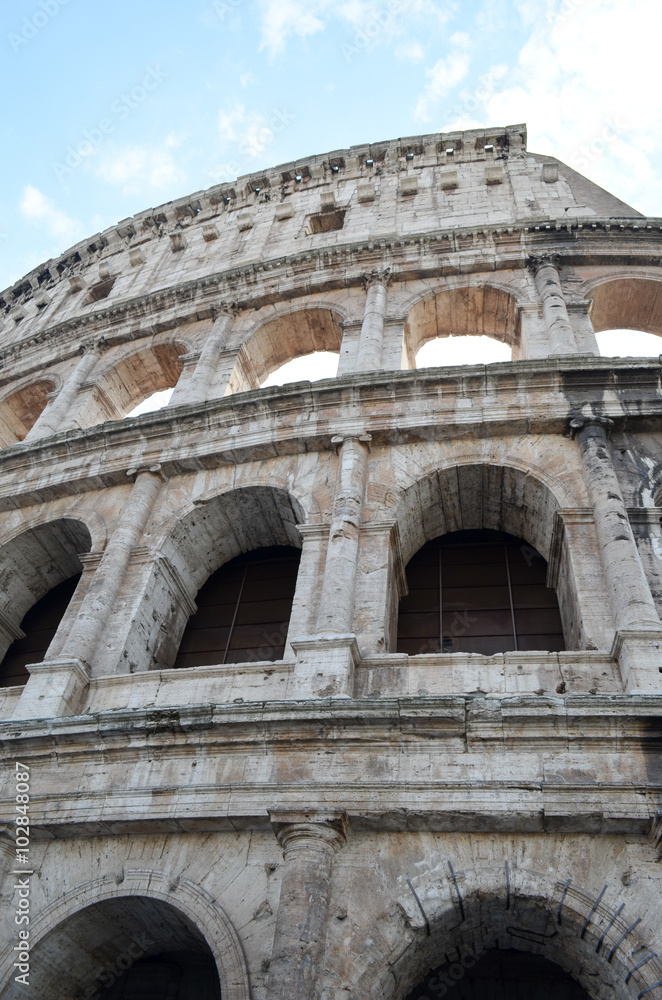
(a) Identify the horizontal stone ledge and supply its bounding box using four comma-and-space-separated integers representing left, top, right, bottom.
1, 693, 661, 755
7, 790, 656, 841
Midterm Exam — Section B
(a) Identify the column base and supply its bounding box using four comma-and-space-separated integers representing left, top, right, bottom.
289, 634, 360, 698
611, 629, 662, 693
12, 658, 90, 720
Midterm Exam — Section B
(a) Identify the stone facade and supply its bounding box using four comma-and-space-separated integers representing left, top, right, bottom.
0, 123, 661, 999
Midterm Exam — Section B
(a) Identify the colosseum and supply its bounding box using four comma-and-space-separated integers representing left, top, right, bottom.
0, 122, 661, 999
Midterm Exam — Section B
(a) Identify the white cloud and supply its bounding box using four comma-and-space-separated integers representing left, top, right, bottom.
395, 40, 425, 62
258, 0, 329, 57
454, 0, 662, 216
218, 104, 247, 142
19, 185, 82, 241
415, 32, 471, 121
95, 146, 186, 195
258, 0, 454, 58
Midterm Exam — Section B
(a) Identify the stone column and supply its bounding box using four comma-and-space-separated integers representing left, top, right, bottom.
316, 435, 371, 635
529, 256, 578, 355
168, 309, 235, 405
570, 415, 662, 691
355, 270, 390, 371
290, 435, 370, 696
567, 300, 600, 355
517, 303, 549, 360
25, 342, 103, 441
285, 525, 329, 659
266, 810, 348, 1000
12, 466, 164, 720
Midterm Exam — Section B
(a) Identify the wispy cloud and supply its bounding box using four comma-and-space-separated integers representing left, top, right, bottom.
258, 0, 329, 57
19, 185, 83, 241
415, 31, 471, 121
94, 143, 186, 195
258, 0, 454, 58
464, 0, 662, 215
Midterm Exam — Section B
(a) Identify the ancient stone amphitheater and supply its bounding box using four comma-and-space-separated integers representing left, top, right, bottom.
0, 123, 661, 1000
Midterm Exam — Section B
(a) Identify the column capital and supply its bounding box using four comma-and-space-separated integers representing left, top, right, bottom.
329, 432, 372, 453
361, 266, 392, 290
568, 414, 614, 438
268, 809, 349, 853
526, 252, 562, 275
125, 463, 167, 482
211, 300, 240, 319
78, 336, 108, 357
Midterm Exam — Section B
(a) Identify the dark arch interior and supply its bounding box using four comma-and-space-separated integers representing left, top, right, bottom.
94, 949, 221, 999
0, 573, 81, 687
405, 948, 590, 1000
397, 529, 564, 655
174, 545, 301, 667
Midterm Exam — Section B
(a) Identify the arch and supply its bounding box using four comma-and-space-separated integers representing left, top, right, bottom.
356, 867, 659, 1000
227, 306, 344, 393
123, 486, 305, 672
0, 871, 250, 1000
0, 378, 55, 447
587, 276, 662, 336
404, 948, 590, 999
0, 517, 92, 678
397, 528, 565, 655
75, 341, 188, 426
174, 544, 302, 667
391, 463, 580, 651
403, 284, 521, 366
394, 463, 564, 569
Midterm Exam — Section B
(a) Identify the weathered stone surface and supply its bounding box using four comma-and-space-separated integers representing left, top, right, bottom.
0, 124, 660, 1000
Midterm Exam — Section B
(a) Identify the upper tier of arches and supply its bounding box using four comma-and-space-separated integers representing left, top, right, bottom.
1, 268, 662, 444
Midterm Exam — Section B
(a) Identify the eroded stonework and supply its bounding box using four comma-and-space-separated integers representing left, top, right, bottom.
0, 124, 661, 999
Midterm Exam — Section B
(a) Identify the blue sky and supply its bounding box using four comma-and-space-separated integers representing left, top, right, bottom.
1, 0, 660, 295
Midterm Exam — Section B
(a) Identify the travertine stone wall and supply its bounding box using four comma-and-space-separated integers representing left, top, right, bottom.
0, 125, 661, 1000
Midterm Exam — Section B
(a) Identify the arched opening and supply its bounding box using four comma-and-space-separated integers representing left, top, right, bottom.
596, 329, 662, 357
127, 487, 305, 672
391, 465, 587, 652
261, 350, 339, 386
174, 545, 301, 667
404, 286, 519, 369
416, 335, 511, 368
0, 379, 55, 447
126, 387, 174, 417
0, 518, 91, 686
405, 947, 589, 999
226, 308, 343, 393
360, 883, 649, 1000
397, 529, 564, 655
0, 574, 81, 687
76, 343, 185, 426
0, 896, 221, 1000
589, 277, 662, 336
